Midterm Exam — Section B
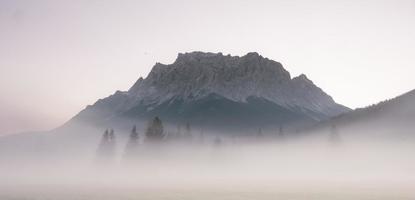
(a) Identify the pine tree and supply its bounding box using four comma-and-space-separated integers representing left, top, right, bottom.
96, 128, 116, 163
108, 129, 116, 154
145, 117, 165, 143
124, 125, 140, 158
109, 129, 115, 142
99, 129, 109, 147
130, 125, 139, 141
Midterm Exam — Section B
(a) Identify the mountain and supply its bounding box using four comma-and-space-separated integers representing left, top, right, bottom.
309, 89, 415, 136
68, 52, 349, 132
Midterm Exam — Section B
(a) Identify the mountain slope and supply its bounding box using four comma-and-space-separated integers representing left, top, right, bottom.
70, 52, 349, 132
309, 89, 415, 136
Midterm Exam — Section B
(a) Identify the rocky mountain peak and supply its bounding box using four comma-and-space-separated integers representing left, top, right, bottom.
293, 74, 313, 84
128, 77, 144, 93
294, 74, 310, 81
176, 51, 223, 60
124, 52, 348, 117
75, 52, 350, 131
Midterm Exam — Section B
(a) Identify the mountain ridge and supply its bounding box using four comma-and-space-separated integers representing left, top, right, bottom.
70, 52, 350, 132
307, 89, 415, 136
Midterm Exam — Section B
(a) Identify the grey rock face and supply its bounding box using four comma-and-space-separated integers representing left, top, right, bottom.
74, 52, 350, 130
128, 52, 347, 116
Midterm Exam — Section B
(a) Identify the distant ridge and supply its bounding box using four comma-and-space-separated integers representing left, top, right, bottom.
308, 89, 415, 135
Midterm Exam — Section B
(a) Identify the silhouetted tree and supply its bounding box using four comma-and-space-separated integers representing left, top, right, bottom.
124, 125, 140, 157
96, 128, 116, 163
131, 125, 139, 141
108, 129, 116, 151
109, 129, 115, 141
108, 129, 117, 156
145, 117, 165, 143
99, 129, 109, 147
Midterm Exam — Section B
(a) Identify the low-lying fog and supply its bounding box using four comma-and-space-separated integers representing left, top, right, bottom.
1, 128, 415, 200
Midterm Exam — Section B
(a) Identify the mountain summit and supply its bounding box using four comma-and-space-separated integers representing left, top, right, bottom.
72, 52, 349, 132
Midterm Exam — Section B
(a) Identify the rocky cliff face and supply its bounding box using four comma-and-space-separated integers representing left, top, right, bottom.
72, 52, 350, 131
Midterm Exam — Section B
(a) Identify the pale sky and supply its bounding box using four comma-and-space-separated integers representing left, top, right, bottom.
0, 0, 414, 135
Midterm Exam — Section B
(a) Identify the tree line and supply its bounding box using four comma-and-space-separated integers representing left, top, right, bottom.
96, 116, 342, 162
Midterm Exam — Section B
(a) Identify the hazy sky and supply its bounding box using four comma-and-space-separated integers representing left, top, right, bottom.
0, 0, 414, 135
